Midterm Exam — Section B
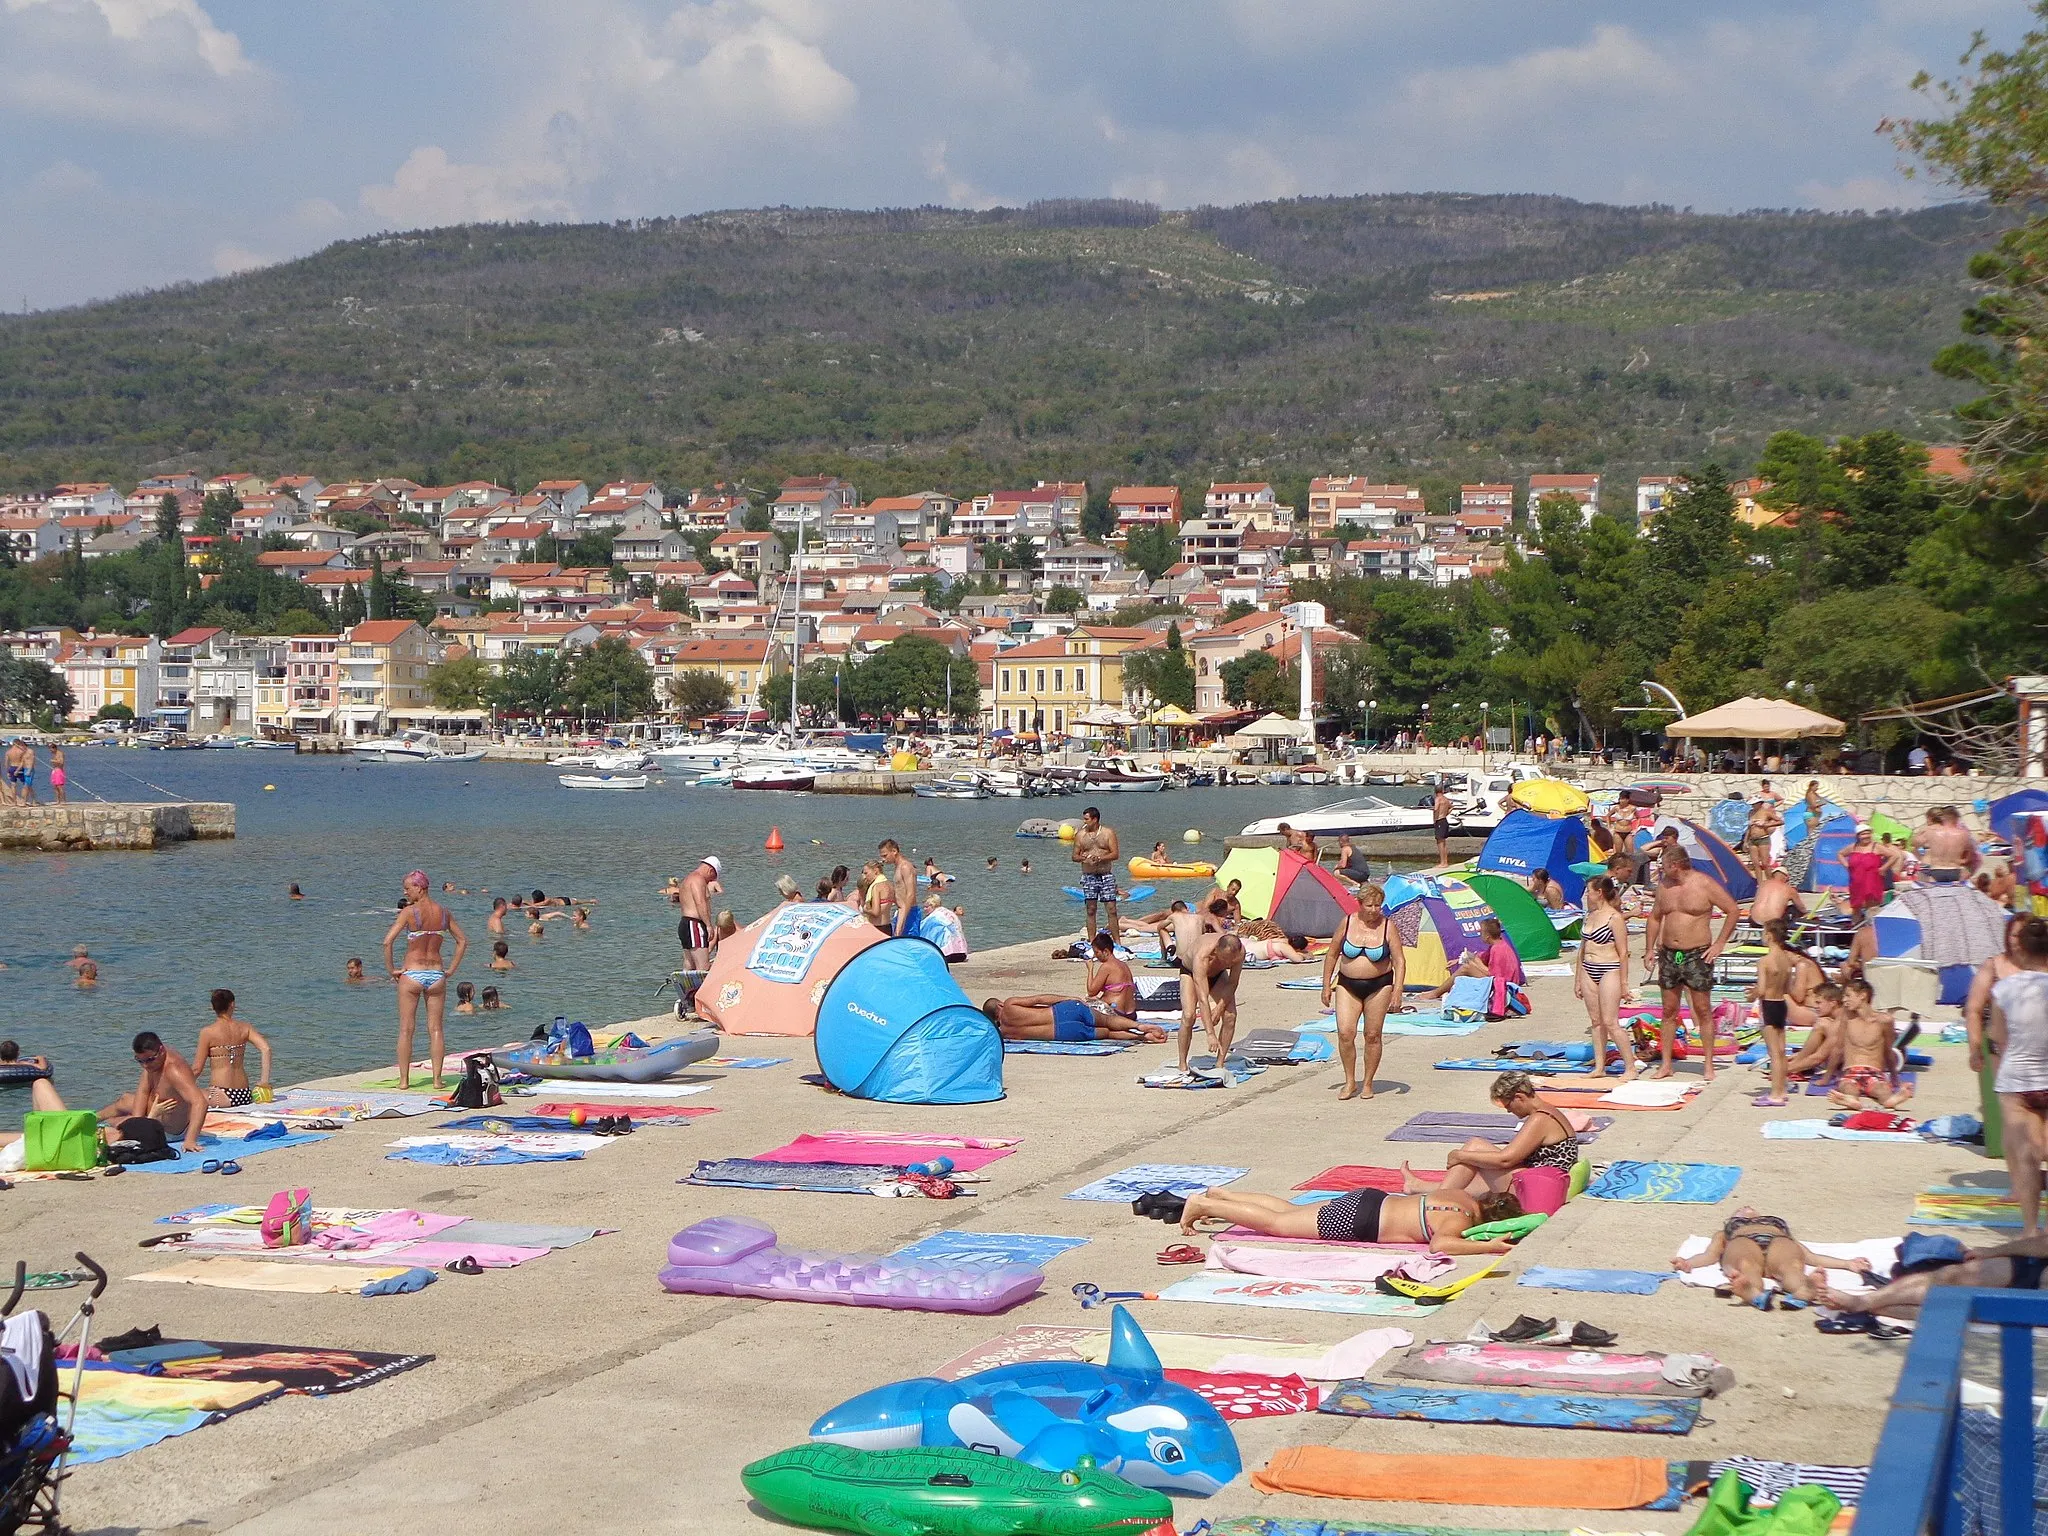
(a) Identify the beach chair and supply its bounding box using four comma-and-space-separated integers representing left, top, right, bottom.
0, 1253, 107, 1536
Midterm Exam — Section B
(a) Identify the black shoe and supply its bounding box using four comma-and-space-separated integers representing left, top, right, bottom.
611, 1115, 634, 1135
1490, 1315, 1558, 1343
1569, 1322, 1618, 1347
1131, 1191, 1179, 1219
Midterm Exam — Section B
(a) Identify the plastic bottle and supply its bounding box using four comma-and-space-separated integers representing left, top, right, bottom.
905, 1156, 954, 1177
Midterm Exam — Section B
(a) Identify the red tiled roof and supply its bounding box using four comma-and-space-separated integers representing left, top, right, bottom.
346, 620, 418, 644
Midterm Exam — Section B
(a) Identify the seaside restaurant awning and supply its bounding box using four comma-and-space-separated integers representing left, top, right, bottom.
1237, 711, 1312, 739
1665, 696, 1845, 740
1146, 704, 1202, 727
1074, 706, 1139, 728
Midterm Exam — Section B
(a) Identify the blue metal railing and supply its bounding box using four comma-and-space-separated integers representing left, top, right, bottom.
1862, 1287, 2048, 1536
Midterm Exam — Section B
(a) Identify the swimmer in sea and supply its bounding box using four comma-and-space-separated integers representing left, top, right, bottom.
571, 906, 590, 930
345, 957, 366, 982
479, 985, 504, 1010
487, 898, 509, 936
65, 945, 91, 973
75, 960, 97, 989
454, 981, 477, 1014
288, 883, 304, 901
490, 941, 516, 971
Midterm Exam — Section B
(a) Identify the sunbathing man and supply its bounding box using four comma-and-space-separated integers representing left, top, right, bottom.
100, 1032, 209, 1155
1818, 1232, 2048, 1317
1177, 1182, 1517, 1255
1672, 1207, 1866, 1307
981, 995, 1165, 1044
1829, 977, 1912, 1109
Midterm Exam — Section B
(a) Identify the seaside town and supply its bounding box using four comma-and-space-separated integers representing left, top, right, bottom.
8, 4, 2048, 1536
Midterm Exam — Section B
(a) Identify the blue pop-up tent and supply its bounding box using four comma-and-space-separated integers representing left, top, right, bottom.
1990, 789, 2048, 845
1636, 815, 1757, 901
1478, 810, 1590, 905
814, 938, 1004, 1104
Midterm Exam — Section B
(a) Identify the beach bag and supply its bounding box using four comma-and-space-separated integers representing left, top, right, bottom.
450, 1053, 503, 1110
22, 1110, 99, 1172
545, 1018, 595, 1059
262, 1187, 312, 1248
1441, 974, 1494, 1021
103, 1117, 174, 1166
1512, 1165, 1568, 1216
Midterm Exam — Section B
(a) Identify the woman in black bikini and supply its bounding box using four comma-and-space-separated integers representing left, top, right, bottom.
1575, 877, 1636, 1083
1321, 882, 1405, 1102
1673, 1206, 1863, 1306
1401, 1070, 1581, 1197
1177, 1182, 1516, 1254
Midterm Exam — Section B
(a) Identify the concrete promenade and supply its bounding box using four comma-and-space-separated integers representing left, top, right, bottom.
36, 932, 1987, 1534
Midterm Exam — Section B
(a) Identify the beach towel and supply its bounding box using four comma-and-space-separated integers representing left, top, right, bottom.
130, 1258, 410, 1294
1210, 1327, 1412, 1382
935, 1325, 1102, 1378
702, 1056, 791, 1068
1319, 1383, 1701, 1435
1205, 1243, 1450, 1285
1388, 1112, 1610, 1146
431, 1220, 605, 1250
1079, 1332, 1333, 1372
1166, 1369, 1319, 1419
1911, 1189, 2033, 1228
750, 1133, 1017, 1172
1671, 1234, 1898, 1292
150, 1340, 432, 1395
685, 1157, 905, 1193
1598, 1080, 1698, 1109
1434, 1058, 1594, 1075
1516, 1267, 1672, 1295
261, 1089, 444, 1120
1002, 1040, 1130, 1055
1138, 1069, 1229, 1089
1157, 1271, 1436, 1316
128, 1129, 333, 1175
510, 1080, 715, 1099
1378, 1013, 1489, 1038
1704, 1457, 1868, 1506
890, 1232, 1088, 1268
1763, 1119, 1924, 1143
529, 1103, 715, 1120
1295, 1166, 1437, 1194
385, 1143, 586, 1167
69, 1370, 285, 1465
1064, 1164, 1249, 1202
1585, 1161, 1742, 1204
1393, 1342, 1712, 1397
1250, 1446, 1687, 1510
1277, 977, 1325, 990
436, 1114, 687, 1134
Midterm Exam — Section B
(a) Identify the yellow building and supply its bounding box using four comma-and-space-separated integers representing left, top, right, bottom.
670, 636, 790, 716
337, 620, 436, 737
58, 634, 159, 722
990, 626, 1152, 734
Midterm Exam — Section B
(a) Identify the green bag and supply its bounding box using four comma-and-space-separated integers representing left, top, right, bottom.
1464, 1211, 1549, 1242
1687, 1470, 1842, 1536
22, 1110, 99, 1172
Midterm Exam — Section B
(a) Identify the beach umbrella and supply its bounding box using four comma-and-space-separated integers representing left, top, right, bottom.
1146, 704, 1201, 727
1507, 779, 1589, 816
1074, 706, 1139, 728
1237, 712, 1309, 738
1635, 815, 1757, 901
1665, 696, 1846, 739
1870, 883, 2013, 1005
1990, 789, 2048, 845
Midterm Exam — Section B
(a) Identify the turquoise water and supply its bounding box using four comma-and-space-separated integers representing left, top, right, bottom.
1, 748, 1362, 1117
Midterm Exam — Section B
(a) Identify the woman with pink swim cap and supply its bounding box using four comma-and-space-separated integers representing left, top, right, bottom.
379, 869, 468, 1090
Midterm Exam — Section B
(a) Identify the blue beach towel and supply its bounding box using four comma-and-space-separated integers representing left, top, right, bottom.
1065, 1164, 1249, 1202
1319, 1383, 1701, 1435
130, 1130, 333, 1175
1517, 1267, 1672, 1295
890, 1232, 1088, 1267
385, 1144, 584, 1167
1433, 1058, 1594, 1075
1002, 1041, 1130, 1056
1585, 1161, 1743, 1204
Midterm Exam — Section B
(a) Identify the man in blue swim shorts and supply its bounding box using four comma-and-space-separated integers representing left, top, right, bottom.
981, 994, 1165, 1043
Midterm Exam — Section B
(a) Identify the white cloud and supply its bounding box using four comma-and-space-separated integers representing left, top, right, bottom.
0, 0, 267, 133
28, 158, 100, 195
211, 242, 271, 276
360, 146, 576, 227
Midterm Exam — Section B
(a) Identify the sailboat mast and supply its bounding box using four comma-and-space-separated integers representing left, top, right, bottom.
789, 517, 803, 730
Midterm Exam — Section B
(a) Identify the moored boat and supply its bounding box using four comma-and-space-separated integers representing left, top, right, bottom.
558, 771, 650, 791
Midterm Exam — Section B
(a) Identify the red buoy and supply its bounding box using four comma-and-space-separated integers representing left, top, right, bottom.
765, 826, 785, 852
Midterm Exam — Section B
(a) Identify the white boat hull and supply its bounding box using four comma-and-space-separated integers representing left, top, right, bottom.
558, 773, 649, 790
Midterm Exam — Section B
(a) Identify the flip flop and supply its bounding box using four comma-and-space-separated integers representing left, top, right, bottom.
1751, 1096, 1788, 1107
200, 1160, 223, 1174
444, 1256, 483, 1276
217, 1160, 241, 1176
1155, 1244, 1204, 1265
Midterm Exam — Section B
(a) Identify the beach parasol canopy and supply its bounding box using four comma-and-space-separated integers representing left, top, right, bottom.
1073, 706, 1139, 728
1145, 704, 1202, 727
1238, 712, 1309, 738
1664, 696, 1845, 739
1508, 778, 1590, 816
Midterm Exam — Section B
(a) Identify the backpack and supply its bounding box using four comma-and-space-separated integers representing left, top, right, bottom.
450, 1053, 504, 1109
262, 1187, 313, 1248
102, 1116, 175, 1167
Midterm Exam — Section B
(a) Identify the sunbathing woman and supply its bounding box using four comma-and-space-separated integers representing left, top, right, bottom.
1321, 882, 1404, 1102
1178, 1183, 1517, 1255
1675, 1206, 1870, 1306
1401, 1071, 1580, 1197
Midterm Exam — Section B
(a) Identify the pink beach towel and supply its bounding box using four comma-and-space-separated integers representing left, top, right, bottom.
1205, 1242, 1452, 1285
752, 1133, 1018, 1172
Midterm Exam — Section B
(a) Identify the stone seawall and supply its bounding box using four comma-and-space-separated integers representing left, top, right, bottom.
0, 801, 235, 851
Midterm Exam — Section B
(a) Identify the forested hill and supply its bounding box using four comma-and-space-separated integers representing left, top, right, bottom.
0, 194, 1997, 496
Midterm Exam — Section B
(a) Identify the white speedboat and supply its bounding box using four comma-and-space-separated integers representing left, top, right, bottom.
558, 771, 649, 790
246, 737, 299, 751
1240, 762, 1551, 840
981, 768, 1056, 798
351, 728, 486, 764
550, 749, 653, 772
733, 766, 815, 791
1042, 755, 1168, 792
914, 771, 991, 800
197, 733, 243, 749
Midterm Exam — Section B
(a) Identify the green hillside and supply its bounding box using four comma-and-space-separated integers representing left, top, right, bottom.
0, 194, 1992, 497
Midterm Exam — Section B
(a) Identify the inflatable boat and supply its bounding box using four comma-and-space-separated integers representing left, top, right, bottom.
491, 1031, 719, 1082
1128, 857, 1216, 880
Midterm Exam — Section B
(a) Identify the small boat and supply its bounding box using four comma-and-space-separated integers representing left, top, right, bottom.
491, 1031, 719, 1082
1129, 857, 1216, 880
1062, 883, 1157, 903
197, 733, 242, 749
247, 738, 299, 751
1042, 756, 1168, 792
558, 772, 650, 791
352, 728, 486, 764
733, 767, 815, 791
551, 749, 654, 772
1015, 817, 1067, 839
914, 772, 991, 800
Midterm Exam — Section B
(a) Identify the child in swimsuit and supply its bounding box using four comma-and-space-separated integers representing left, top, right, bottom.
1750, 917, 1798, 1106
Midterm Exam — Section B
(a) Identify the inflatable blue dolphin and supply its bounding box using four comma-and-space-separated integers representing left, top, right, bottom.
808, 1305, 1241, 1497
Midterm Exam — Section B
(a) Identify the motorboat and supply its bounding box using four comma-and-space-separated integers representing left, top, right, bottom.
350, 729, 487, 764
197, 733, 243, 749
1239, 761, 1555, 840
914, 771, 992, 800
1041, 755, 1168, 792
558, 771, 649, 790
550, 749, 654, 772
980, 768, 1057, 798
732, 767, 815, 791
246, 737, 299, 751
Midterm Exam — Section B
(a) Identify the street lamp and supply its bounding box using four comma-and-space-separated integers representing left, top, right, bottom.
1357, 697, 1371, 751
1480, 701, 1491, 770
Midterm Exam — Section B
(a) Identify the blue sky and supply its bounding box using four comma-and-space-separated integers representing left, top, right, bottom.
0, 0, 2027, 311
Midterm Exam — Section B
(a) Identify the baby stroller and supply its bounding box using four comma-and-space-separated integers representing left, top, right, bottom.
0, 1254, 106, 1536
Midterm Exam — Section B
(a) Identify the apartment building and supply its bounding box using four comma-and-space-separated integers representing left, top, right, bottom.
1108, 486, 1181, 534
990, 627, 1151, 734
1527, 473, 1601, 524
335, 619, 437, 738
59, 634, 160, 722
1206, 482, 1293, 532
670, 636, 789, 716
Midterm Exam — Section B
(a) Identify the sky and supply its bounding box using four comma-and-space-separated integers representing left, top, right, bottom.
0, 0, 2028, 311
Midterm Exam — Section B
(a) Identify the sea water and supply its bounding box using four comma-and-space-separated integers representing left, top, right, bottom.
1, 748, 1376, 1116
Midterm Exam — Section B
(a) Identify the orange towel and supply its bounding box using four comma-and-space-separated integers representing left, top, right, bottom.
1251, 1446, 1676, 1509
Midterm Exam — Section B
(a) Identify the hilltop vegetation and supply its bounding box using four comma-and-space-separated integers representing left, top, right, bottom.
0, 194, 1994, 499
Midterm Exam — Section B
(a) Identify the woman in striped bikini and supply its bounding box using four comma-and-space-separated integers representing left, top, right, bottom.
1575, 877, 1636, 1082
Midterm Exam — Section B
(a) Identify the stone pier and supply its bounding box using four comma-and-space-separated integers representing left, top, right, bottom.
0, 801, 235, 851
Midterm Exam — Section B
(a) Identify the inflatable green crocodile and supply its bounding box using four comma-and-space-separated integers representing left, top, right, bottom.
739, 1444, 1172, 1536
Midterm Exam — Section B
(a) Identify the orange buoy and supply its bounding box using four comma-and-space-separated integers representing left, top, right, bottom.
765, 826, 785, 852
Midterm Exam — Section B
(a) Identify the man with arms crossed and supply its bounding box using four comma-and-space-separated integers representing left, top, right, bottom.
879, 839, 921, 940
1070, 807, 1122, 946
1643, 846, 1740, 1080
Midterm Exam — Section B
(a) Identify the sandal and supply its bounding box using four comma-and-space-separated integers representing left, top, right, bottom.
217, 1160, 241, 1176
1751, 1096, 1788, 1107
200, 1160, 223, 1174
1155, 1244, 1204, 1265
444, 1255, 483, 1276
